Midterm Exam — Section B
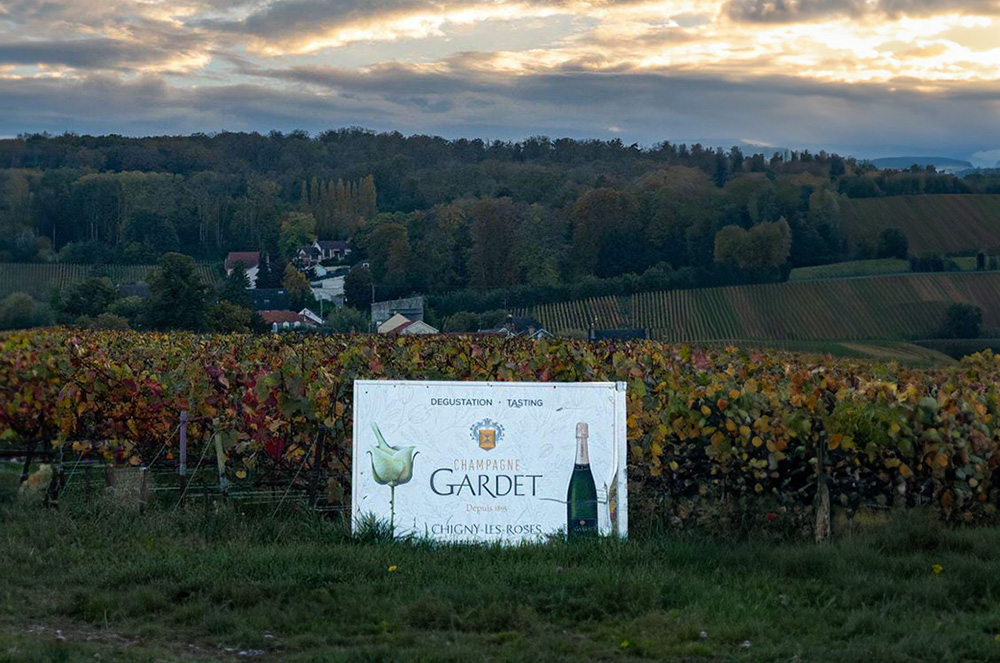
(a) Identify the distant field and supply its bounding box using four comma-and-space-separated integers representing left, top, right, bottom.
0, 262, 220, 300
790, 259, 909, 281
840, 194, 1000, 254
520, 272, 1000, 344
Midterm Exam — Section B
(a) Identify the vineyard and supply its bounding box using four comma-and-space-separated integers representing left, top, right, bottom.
519, 271, 1000, 343
0, 262, 221, 300
840, 194, 1000, 254
4, 330, 1000, 535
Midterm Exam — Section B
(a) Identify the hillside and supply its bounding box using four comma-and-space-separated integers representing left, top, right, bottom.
0, 262, 220, 301
840, 194, 1000, 254
519, 271, 1000, 343
789, 259, 910, 280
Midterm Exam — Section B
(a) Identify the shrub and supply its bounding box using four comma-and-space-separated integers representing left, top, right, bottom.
938, 303, 982, 339
0, 293, 52, 330
325, 306, 369, 333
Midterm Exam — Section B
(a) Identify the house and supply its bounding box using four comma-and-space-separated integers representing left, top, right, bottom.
315, 240, 351, 262
247, 289, 291, 312
309, 270, 346, 304
224, 251, 261, 288
296, 240, 352, 268
378, 313, 439, 336
260, 310, 320, 333
486, 315, 554, 340
295, 245, 322, 268
299, 308, 324, 325
371, 296, 425, 329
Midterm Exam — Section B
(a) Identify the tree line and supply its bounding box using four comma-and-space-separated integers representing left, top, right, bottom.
2, 130, 1000, 312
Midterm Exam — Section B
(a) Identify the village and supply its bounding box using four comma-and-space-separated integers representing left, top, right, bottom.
223, 242, 553, 339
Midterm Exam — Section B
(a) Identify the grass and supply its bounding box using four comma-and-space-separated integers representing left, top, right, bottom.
3, 498, 1000, 662
789, 259, 910, 281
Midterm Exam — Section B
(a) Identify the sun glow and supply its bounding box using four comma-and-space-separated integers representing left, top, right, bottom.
1, 0, 998, 87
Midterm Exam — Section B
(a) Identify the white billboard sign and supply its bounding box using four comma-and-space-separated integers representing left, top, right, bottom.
352, 380, 628, 543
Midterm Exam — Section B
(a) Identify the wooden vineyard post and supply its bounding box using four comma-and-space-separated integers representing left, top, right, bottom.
84, 463, 92, 505
19, 439, 37, 484
139, 468, 149, 512
815, 437, 831, 543
178, 410, 188, 492
309, 429, 326, 508
214, 434, 228, 497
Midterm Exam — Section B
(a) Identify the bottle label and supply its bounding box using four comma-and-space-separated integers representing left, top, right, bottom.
568, 515, 598, 538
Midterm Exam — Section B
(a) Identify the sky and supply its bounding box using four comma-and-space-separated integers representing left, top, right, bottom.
1, 0, 999, 165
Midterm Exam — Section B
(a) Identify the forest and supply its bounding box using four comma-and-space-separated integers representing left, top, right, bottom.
3, 129, 1000, 314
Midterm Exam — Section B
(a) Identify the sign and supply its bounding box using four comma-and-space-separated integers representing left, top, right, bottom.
352, 380, 627, 543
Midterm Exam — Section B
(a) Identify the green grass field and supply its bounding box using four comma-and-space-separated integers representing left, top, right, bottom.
0, 262, 221, 301
520, 271, 1000, 348
2, 496, 1000, 663
840, 194, 1000, 255
789, 259, 911, 281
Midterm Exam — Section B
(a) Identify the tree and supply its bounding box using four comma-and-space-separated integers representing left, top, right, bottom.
939, 303, 982, 339
210, 301, 253, 332
714, 219, 791, 270
254, 254, 281, 290
107, 296, 144, 327
282, 263, 312, 310
713, 225, 746, 265
278, 212, 317, 261
61, 277, 117, 318
143, 252, 210, 331
468, 198, 522, 288
570, 188, 637, 277
325, 306, 369, 333
344, 265, 373, 310
0, 293, 52, 330
877, 228, 908, 260
443, 311, 480, 333
220, 261, 251, 307
363, 221, 411, 291
121, 210, 179, 256
79, 312, 130, 330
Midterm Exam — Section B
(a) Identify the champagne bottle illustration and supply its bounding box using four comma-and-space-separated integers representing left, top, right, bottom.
567, 422, 598, 539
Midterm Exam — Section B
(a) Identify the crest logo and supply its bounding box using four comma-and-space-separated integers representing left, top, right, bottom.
470, 418, 504, 451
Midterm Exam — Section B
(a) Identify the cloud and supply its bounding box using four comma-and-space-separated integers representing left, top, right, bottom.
725, 0, 1000, 23
0, 39, 181, 69
197, 0, 651, 54
726, 0, 867, 23
0, 0, 997, 162
9, 61, 992, 160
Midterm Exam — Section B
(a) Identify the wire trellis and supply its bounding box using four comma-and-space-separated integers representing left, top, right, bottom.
22, 411, 353, 517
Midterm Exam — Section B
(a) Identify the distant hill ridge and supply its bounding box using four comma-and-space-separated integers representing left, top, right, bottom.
871, 156, 973, 171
